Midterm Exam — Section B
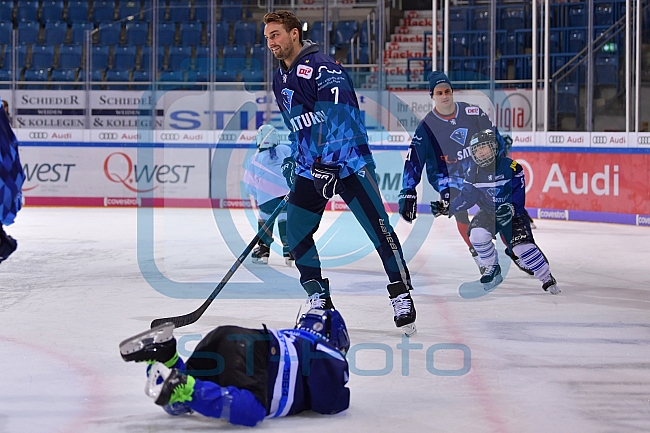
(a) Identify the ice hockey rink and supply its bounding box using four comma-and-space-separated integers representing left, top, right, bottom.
1, 206, 649, 433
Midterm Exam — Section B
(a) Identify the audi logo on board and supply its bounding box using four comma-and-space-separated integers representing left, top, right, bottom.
98, 132, 118, 140
638, 136, 650, 145
160, 133, 180, 141
592, 135, 607, 144
219, 133, 238, 141
548, 135, 564, 144
29, 131, 48, 139
387, 134, 406, 142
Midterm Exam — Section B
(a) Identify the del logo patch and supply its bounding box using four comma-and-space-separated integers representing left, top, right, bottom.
297, 65, 313, 79
465, 106, 480, 115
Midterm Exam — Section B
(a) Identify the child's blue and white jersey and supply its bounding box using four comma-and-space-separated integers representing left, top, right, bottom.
243, 144, 292, 206
272, 41, 374, 180
402, 102, 502, 192
449, 156, 527, 217
266, 328, 349, 417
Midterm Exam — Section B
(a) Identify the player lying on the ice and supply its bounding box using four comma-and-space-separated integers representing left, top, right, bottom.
432, 129, 560, 294
120, 308, 350, 427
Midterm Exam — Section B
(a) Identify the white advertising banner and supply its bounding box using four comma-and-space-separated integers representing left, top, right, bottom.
15, 90, 87, 129
544, 132, 591, 147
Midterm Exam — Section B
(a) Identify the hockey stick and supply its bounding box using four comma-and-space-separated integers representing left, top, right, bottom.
150, 193, 290, 329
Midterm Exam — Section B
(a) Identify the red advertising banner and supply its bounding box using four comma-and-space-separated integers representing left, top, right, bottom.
510, 150, 650, 215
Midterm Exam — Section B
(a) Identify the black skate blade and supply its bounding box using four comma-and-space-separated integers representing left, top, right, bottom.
119, 322, 174, 358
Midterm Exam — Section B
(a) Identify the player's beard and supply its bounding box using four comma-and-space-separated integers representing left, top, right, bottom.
272, 42, 295, 62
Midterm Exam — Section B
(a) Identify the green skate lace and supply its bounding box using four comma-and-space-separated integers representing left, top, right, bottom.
169, 375, 196, 405
144, 351, 179, 368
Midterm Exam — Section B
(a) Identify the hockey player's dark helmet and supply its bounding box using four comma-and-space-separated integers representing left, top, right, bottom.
297, 308, 350, 355
469, 129, 498, 167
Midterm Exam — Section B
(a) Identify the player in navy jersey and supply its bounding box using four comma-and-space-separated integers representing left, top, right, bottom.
263, 10, 416, 335
120, 308, 351, 427
0, 104, 22, 265
438, 129, 559, 294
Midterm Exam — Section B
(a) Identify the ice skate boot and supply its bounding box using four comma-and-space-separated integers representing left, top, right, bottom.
283, 246, 295, 267
120, 322, 178, 365
505, 248, 534, 276
480, 264, 503, 292
387, 282, 417, 336
542, 274, 560, 295
469, 246, 485, 274
0, 228, 17, 264
302, 278, 334, 309
146, 362, 195, 407
251, 243, 270, 264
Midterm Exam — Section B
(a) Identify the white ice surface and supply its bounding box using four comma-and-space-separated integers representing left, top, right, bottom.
1, 207, 649, 433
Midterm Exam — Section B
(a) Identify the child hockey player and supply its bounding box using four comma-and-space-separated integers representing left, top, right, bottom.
120, 308, 350, 427
434, 129, 560, 294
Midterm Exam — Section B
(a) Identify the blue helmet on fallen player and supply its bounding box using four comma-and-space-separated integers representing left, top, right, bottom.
296, 309, 350, 355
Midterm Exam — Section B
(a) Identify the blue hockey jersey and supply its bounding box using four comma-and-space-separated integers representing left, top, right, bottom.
0, 106, 24, 226
272, 41, 373, 179
402, 102, 501, 192
449, 156, 527, 217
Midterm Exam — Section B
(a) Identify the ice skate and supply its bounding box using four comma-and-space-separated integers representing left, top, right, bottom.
302, 279, 334, 309
251, 243, 270, 264
480, 264, 503, 291
0, 229, 17, 264
505, 248, 534, 276
120, 322, 178, 364
542, 274, 560, 295
387, 282, 417, 336
283, 246, 294, 267
146, 362, 195, 406
469, 246, 485, 274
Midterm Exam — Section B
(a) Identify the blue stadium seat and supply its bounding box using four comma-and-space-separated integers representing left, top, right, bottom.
594, 53, 618, 86
310, 21, 333, 45
449, 8, 467, 31
334, 20, 358, 48
93, 1, 116, 23
500, 6, 525, 32
98, 22, 122, 45
221, 0, 242, 22
567, 29, 586, 54
473, 33, 490, 57
91, 45, 110, 70
77, 68, 105, 82
70, 21, 92, 44
515, 55, 532, 81
18, 21, 40, 45
0, 20, 12, 44
113, 45, 137, 70
556, 83, 578, 115
193, 0, 209, 23
194, 45, 212, 62
16, 1, 38, 22
234, 21, 256, 46
498, 32, 516, 55
125, 21, 148, 46
451, 34, 468, 57
215, 21, 229, 46
66, 1, 89, 23
168, 45, 192, 70
250, 45, 267, 69
158, 69, 184, 89
0, 1, 13, 22
156, 21, 176, 46
0, 68, 12, 81
0, 44, 10, 69
180, 22, 202, 46
23, 68, 49, 88
167, 0, 190, 22
119, 1, 142, 21
242, 68, 263, 90
132, 69, 151, 83
31, 44, 55, 70
567, 5, 587, 27
105, 68, 131, 89
51, 67, 77, 83
222, 44, 246, 71
472, 8, 490, 31
16, 45, 27, 69
41, 1, 64, 23
58, 44, 82, 69
139, 46, 166, 71
44, 21, 68, 44
594, 3, 614, 26
215, 68, 237, 82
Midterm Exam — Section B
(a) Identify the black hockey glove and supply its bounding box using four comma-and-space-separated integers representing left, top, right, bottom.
430, 188, 450, 218
398, 189, 417, 222
281, 157, 296, 188
311, 161, 344, 199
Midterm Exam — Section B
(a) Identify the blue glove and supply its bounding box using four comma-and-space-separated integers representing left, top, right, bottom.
311, 161, 344, 199
398, 189, 417, 222
281, 157, 296, 188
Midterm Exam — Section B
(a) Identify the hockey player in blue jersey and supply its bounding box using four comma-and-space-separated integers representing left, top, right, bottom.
435, 129, 559, 294
263, 10, 416, 335
244, 124, 294, 265
0, 102, 23, 265
120, 308, 351, 427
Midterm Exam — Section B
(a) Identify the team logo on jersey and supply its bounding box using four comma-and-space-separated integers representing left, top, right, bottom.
465, 106, 480, 115
316, 65, 343, 80
450, 128, 468, 145
281, 88, 294, 111
297, 64, 313, 79
487, 187, 499, 197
